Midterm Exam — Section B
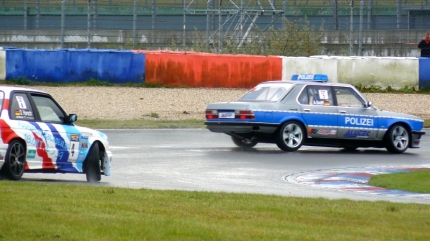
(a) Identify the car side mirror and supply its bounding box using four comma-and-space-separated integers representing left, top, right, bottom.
66, 114, 78, 124
365, 101, 372, 108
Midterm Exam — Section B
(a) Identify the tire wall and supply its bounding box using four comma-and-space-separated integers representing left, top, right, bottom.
419, 57, 430, 90
3, 48, 145, 84
133, 50, 283, 88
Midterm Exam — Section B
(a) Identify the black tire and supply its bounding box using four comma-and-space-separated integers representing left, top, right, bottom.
276, 121, 305, 152
342, 146, 358, 152
85, 142, 101, 182
385, 124, 410, 154
1, 140, 26, 180
231, 136, 258, 148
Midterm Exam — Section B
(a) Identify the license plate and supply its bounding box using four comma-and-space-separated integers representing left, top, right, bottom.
218, 112, 235, 118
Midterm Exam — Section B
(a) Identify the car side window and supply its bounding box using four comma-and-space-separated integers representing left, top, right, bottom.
31, 95, 66, 123
305, 86, 334, 106
334, 87, 365, 107
10, 93, 35, 120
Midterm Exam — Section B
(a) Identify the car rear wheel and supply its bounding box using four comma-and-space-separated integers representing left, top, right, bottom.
231, 136, 258, 148
385, 124, 410, 154
276, 121, 305, 152
1, 140, 26, 180
85, 142, 101, 182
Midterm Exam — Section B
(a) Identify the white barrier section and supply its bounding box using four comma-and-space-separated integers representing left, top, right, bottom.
337, 56, 419, 89
0, 48, 5, 81
281, 56, 419, 89
282, 56, 338, 82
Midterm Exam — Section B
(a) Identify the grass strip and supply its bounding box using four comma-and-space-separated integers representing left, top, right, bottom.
369, 170, 430, 194
0, 181, 429, 241
76, 119, 430, 129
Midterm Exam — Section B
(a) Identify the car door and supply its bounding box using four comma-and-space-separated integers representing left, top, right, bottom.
28, 93, 81, 171
333, 86, 379, 139
298, 85, 339, 139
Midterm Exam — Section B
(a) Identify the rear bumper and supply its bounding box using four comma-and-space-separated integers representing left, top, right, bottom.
205, 121, 279, 134
410, 131, 426, 148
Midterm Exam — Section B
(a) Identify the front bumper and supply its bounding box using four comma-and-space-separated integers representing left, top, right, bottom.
410, 131, 426, 148
205, 121, 279, 134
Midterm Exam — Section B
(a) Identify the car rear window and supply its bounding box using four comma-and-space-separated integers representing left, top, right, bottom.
239, 83, 294, 102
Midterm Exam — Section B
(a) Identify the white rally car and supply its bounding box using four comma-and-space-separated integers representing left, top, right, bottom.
0, 86, 112, 182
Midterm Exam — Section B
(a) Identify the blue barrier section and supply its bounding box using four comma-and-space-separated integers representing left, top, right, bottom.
5, 48, 145, 83
419, 57, 430, 90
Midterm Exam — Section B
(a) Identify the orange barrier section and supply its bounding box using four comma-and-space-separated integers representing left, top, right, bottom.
133, 50, 283, 88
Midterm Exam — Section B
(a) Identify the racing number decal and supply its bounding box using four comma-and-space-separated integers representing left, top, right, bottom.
16, 95, 27, 109
318, 89, 329, 100
69, 134, 80, 162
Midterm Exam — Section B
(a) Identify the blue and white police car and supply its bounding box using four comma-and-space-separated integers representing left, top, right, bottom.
204, 74, 425, 153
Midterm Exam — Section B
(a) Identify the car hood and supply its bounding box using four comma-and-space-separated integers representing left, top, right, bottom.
75, 125, 109, 140
376, 109, 423, 121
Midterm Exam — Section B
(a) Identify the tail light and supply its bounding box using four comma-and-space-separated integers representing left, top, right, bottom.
205, 110, 218, 119
237, 110, 255, 119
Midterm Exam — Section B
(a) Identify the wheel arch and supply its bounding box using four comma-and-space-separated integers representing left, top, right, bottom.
384, 121, 413, 146
276, 118, 308, 136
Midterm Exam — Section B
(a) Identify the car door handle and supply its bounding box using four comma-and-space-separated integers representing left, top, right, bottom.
339, 110, 346, 114
304, 109, 311, 112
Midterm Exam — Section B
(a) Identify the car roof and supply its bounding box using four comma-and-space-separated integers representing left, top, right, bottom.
0, 85, 47, 94
260, 80, 354, 88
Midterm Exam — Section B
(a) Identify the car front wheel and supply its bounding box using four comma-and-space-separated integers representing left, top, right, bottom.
385, 124, 410, 154
84, 142, 102, 182
231, 136, 258, 148
276, 121, 305, 152
1, 140, 26, 180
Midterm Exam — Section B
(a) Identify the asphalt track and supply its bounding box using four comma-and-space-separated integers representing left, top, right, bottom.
23, 128, 430, 204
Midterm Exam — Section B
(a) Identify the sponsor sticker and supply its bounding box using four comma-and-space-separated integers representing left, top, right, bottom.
27, 150, 36, 158
70, 134, 80, 142
81, 140, 88, 149
344, 130, 371, 138
309, 128, 337, 135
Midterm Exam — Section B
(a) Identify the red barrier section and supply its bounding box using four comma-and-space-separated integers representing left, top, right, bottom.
133, 50, 282, 88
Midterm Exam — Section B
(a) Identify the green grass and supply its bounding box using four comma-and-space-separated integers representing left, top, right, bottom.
0, 181, 430, 241
75, 118, 430, 129
369, 170, 430, 194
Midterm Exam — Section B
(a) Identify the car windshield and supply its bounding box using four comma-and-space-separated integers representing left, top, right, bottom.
239, 83, 294, 102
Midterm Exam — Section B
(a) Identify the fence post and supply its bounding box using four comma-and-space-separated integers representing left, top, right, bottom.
359, 0, 364, 56
24, 0, 28, 30
36, 0, 40, 29
61, 0, 67, 48
133, 0, 139, 47
152, 0, 156, 29
183, 0, 186, 47
88, 0, 91, 48
349, 0, 354, 56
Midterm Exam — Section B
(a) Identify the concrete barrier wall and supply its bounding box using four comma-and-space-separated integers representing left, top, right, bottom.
4, 48, 145, 83
282, 56, 338, 82
282, 56, 420, 89
0, 49, 5, 81
134, 50, 283, 88
336, 57, 418, 89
